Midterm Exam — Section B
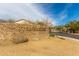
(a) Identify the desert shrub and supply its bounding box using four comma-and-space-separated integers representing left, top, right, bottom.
49, 32, 55, 37
12, 33, 28, 44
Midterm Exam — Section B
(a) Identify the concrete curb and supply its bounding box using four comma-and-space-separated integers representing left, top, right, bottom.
57, 35, 79, 41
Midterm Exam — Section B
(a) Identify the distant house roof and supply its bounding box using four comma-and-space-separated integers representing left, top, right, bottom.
15, 19, 34, 25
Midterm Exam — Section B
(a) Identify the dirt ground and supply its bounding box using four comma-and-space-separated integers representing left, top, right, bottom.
0, 37, 79, 56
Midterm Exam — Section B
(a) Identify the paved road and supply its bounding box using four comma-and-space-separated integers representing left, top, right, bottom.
51, 32, 79, 39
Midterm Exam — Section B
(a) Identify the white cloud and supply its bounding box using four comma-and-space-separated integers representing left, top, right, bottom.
0, 3, 46, 20
59, 13, 68, 20
58, 4, 72, 20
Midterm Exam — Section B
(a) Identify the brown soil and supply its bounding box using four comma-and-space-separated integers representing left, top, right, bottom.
0, 37, 79, 56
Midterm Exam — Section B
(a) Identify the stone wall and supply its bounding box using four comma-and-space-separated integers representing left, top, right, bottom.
0, 23, 49, 44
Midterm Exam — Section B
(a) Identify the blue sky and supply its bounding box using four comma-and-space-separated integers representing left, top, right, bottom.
34, 3, 79, 25
0, 3, 79, 25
